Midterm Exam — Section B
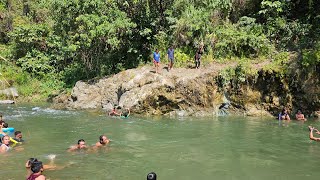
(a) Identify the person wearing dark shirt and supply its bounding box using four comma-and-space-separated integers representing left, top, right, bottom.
13, 131, 24, 142
194, 48, 203, 69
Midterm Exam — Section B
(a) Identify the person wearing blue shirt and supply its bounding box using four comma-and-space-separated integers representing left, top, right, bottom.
167, 46, 174, 71
153, 49, 161, 74
278, 108, 290, 121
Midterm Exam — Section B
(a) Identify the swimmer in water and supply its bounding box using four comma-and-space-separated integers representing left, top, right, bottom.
121, 108, 130, 118
108, 106, 121, 116
26, 156, 73, 178
95, 135, 110, 148
147, 172, 157, 180
27, 161, 46, 180
13, 130, 24, 142
25, 158, 39, 178
68, 139, 87, 152
25, 156, 71, 178
295, 109, 307, 121
0, 135, 11, 153
0, 120, 7, 137
278, 108, 291, 121
309, 126, 320, 141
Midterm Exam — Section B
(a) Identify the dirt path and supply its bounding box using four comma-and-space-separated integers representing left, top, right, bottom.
146, 60, 270, 79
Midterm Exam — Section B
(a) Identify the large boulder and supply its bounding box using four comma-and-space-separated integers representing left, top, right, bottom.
54, 65, 226, 116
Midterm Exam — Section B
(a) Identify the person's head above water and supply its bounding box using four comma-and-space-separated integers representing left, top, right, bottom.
26, 158, 38, 168
0, 120, 5, 127
147, 172, 157, 180
1, 135, 10, 145
77, 139, 86, 149
31, 161, 44, 173
15, 131, 22, 139
122, 108, 130, 117
2, 122, 8, 128
99, 135, 110, 145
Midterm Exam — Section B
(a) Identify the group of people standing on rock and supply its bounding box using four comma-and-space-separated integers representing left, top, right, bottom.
152, 46, 203, 74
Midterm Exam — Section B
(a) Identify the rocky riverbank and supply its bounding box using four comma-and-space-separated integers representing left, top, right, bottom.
51, 60, 320, 117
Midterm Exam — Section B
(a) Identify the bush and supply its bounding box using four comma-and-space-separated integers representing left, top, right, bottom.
174, 49, 192, 67
213, 19, 272, 58
301, 42, 320, 67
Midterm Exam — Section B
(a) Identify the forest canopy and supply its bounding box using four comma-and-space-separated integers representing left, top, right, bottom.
0, 0, 319, 89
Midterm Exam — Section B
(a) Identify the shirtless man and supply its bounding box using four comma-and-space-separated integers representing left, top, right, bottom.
308, 126, 320, 141
68, 139, 87, 152
95, 135, 110, 148
295, 110, 307, 121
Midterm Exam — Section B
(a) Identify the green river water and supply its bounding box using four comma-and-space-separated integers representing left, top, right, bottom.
0, 104, 320, 180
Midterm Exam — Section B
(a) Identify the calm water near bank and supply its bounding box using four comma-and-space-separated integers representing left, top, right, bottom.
0, 104, 320, 180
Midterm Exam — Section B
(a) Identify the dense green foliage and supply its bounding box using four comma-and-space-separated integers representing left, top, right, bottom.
0, 0, 320, 100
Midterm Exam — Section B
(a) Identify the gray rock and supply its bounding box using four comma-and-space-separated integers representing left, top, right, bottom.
0, 100, 15, 104
0, 87, 19, 97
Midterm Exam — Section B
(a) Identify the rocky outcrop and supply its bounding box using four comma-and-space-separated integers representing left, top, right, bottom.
52, 62, 320, 117
52, 65, 234, 116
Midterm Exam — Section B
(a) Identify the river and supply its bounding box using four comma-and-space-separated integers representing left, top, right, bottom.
0, 104, 319, 180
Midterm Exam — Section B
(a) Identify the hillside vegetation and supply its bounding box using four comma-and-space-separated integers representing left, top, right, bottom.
0, 0, 320, 101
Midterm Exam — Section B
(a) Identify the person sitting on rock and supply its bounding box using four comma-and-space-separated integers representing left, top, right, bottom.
278, 108, 290, 121
295, 109, 307, 121
308, 126, 320, 141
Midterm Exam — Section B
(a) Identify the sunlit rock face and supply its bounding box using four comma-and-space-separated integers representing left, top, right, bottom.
52, 63, 320, 117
